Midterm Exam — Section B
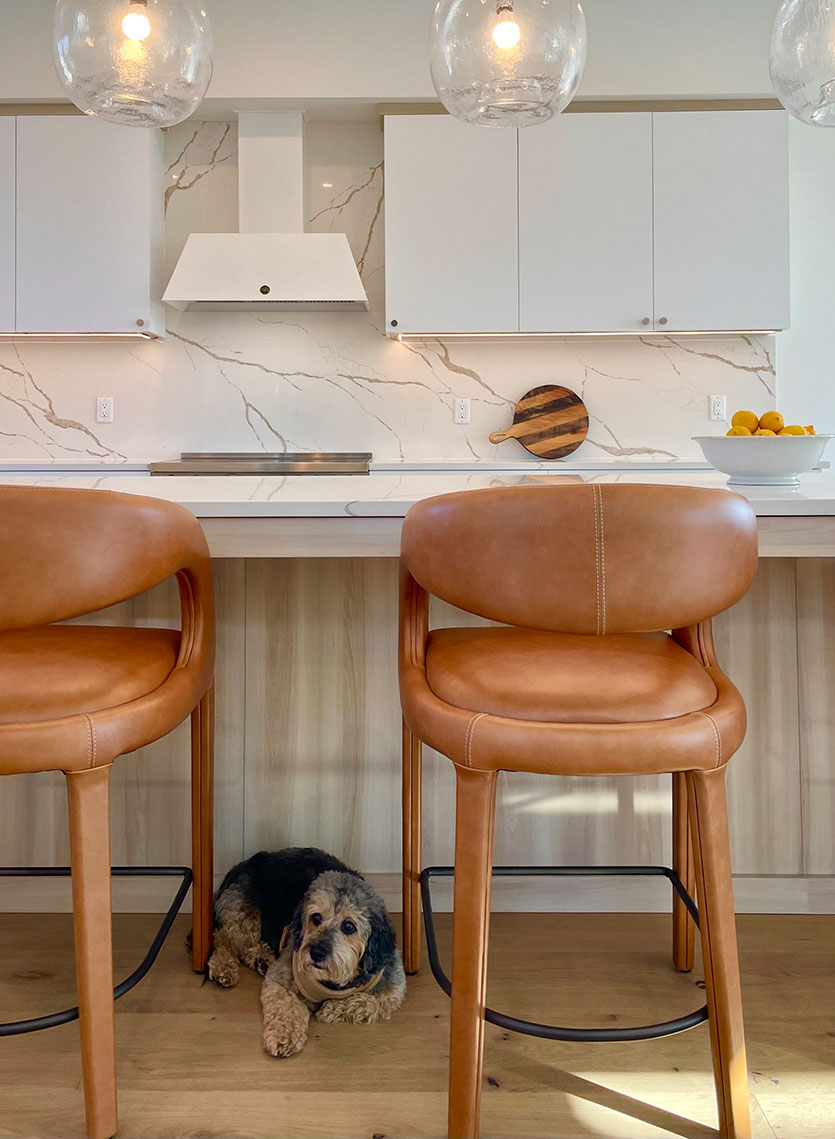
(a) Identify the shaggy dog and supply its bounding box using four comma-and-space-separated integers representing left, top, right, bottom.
206, 847, 406, 1057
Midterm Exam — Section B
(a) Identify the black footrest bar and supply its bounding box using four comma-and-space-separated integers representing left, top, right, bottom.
0, 865, 193, 1037
420, 864, 708, 1043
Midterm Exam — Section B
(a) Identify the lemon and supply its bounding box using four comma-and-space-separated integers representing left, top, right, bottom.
727, 425, 752, 436
731, 410, 759, 432
805, 425, 816, 435
779, 425, 807, 435
759, 411, 785, 433
754, 428, 776, 436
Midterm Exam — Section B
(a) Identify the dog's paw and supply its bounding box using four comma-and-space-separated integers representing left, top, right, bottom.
260, 1025, 305, 1056
262, 1014, 308, 1057
261, 980, 310, 1057
207, 950, 239, 989
315, 993, 381, 1025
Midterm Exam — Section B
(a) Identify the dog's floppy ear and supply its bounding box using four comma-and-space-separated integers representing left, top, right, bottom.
288, 899, 305, 951
359, 905, 396, 978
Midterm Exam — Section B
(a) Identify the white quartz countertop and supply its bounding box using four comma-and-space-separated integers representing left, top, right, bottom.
1, 467, 835, 517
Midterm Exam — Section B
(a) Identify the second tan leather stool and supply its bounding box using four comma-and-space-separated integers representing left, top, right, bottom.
399, 483, 759, 1139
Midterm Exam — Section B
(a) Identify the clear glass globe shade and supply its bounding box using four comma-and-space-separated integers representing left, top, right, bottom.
53, 0, 213, 128
771, 0, 835, 126
429, 0, 587, 128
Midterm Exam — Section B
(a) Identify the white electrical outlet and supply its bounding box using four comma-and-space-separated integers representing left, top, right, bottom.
96, 396, 114, 424
709, 394, 727, 422
454, 398, 471, 425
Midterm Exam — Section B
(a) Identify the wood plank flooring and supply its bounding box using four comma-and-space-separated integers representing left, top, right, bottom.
1, 913, 833, 1139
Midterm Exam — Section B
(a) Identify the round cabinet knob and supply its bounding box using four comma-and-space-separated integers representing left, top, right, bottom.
658, 316, 668, 326
390, 319, 399, 328
260, 284, 271, 295
641, 317, 651, 326
135, 318, 145, 327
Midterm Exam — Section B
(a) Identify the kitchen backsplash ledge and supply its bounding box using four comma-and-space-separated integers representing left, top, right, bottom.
0, 120, 776, 464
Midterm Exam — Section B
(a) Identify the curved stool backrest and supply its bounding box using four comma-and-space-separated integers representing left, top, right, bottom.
401, 483, 758, 634
0, 485, 212, 634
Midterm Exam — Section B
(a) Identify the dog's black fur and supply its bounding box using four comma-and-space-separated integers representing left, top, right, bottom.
216, 847, 356, 957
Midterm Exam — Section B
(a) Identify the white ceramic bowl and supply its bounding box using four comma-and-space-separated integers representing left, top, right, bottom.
693, 434, 833, 485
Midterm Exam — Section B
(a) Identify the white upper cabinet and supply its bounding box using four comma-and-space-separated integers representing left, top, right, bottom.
384, 115, 518, 335
0, 118, 14, 331
652, 110, 790, 333
385, 111, 790, 335
519, 113, 654, 333
14, 116, 163, 336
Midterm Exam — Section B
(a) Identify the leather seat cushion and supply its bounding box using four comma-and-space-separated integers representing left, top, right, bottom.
0, 625, 181, 724
424, 627, 717, 724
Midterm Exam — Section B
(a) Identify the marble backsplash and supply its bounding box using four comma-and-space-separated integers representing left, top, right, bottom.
0, 120, 776, 464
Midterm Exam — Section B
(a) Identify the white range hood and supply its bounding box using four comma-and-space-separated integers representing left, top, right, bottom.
164, 112, 368, 312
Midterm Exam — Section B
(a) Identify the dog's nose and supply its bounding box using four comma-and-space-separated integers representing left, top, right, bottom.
309, 942, 329, 965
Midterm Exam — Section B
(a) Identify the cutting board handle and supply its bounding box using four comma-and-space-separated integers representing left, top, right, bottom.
489, 430, 512, 444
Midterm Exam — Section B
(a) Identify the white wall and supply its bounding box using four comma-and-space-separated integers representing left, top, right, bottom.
0, 0, 776, 103
776, 120, 835, 432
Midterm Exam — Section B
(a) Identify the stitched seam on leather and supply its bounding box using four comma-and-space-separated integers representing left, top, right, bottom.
465, 713, 487, 768
592, 486, 602, 635
82, 713, 96, 769
597, 485, 607, 635
698, 711, 722, 769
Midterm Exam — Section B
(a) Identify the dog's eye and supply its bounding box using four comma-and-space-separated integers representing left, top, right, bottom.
310, 913, 322, 927
341, 920, 357, 936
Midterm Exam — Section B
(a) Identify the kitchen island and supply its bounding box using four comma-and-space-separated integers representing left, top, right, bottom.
1, 465, 833, 917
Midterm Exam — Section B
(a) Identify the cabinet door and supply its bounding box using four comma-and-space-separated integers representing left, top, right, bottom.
384, 116, 518, 335
16, 116, 160, 334
0, 118, 14, 331
519, 113, 653, 333
653, 110, 790, 332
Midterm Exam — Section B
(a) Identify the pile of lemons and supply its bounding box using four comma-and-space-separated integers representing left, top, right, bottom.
727, 411, 815, 437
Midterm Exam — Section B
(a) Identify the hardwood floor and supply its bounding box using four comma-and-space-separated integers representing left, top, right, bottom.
0, 913, 832, 1139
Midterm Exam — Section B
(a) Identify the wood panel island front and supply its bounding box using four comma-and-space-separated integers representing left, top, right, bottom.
0, 467, 833, 916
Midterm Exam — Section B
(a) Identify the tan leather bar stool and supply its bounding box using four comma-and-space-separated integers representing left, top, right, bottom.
0, 486, 215, 1139
399, 484, 758, 1139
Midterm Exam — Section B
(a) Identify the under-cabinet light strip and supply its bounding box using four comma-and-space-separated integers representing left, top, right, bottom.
0, 332, 158, 340
395, 329, 779, 340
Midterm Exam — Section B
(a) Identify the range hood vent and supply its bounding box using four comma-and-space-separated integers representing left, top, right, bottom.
164, 233, 367, 311
163, 112, 368, 313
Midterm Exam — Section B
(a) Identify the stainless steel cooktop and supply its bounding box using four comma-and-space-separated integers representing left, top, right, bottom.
150, 452, 372, 476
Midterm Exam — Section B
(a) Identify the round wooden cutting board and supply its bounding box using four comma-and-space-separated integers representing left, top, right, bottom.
489, 385, 589, 460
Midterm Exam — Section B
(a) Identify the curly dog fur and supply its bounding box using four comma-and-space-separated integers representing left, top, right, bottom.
206, 847, 406, 1057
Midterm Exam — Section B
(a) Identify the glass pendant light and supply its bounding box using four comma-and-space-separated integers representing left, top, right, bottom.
53, 0, 213, 127
771, 0, 835, 126
429, 0, 587, 127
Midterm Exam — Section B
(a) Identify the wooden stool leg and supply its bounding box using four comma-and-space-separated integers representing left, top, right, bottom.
448, 766, 498, 1139
66, 764, 117, 1139
672, 771, 696, 972
191, 684, 215, 973
687, 768, 751, 1139
402, 720, 422, 975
